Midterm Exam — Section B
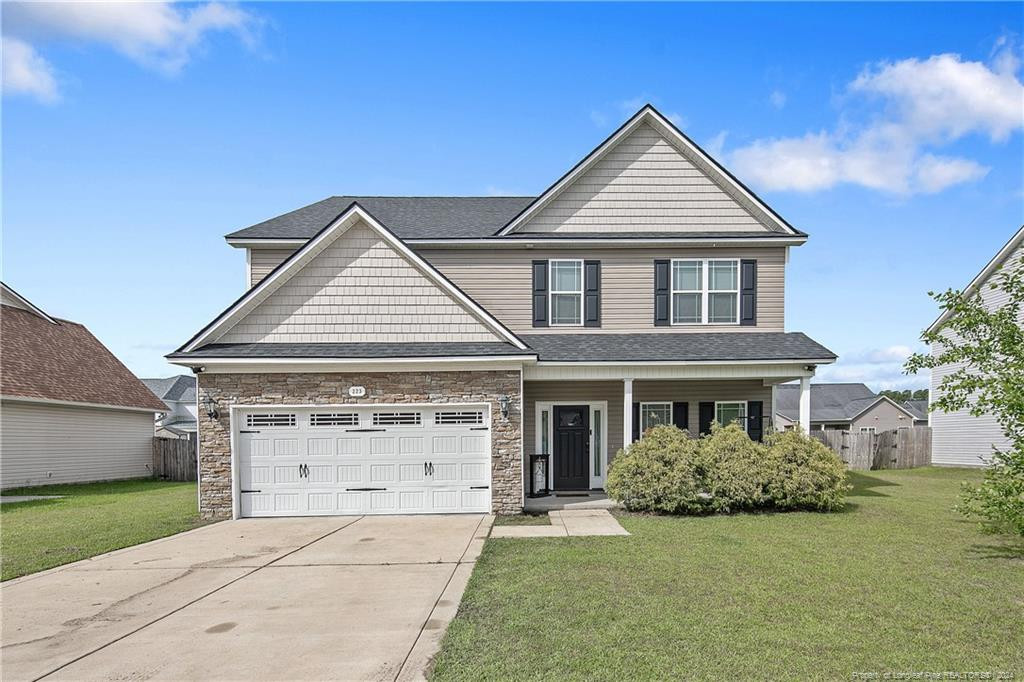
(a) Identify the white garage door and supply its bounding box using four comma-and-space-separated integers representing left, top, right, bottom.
236, 404, 491, 517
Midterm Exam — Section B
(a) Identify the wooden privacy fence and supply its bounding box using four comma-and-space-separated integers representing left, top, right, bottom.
152, 433, 198, 482
813, 426, 932, 471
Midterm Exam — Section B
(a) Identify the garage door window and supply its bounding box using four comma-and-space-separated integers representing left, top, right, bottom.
310, 413, 359, 427
435, 410, 484, 425
246, 413, 296, 428
372, 411, 422, 426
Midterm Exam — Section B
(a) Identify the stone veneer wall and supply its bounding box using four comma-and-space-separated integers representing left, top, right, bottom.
197, 370, 522, 519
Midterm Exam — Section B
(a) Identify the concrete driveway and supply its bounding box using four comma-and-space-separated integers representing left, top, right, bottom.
1, 514, 491, 681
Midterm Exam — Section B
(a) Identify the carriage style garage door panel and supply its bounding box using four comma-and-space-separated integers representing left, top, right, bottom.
236, 404, 491, 516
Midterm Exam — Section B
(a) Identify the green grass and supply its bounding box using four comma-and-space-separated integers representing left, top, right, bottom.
433, 468, 1024, 680
493, 513, 552, 526
1, 479, 204, 581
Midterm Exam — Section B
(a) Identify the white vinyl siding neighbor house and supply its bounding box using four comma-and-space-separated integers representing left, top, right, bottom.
1, 401, 155, 487
928, 228, 1023, 466
0, 283, 167, 489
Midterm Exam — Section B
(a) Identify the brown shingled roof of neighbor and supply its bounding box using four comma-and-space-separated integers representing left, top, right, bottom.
1, 304, 167, 412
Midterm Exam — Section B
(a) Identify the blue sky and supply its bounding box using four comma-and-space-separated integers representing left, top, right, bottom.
3, 2, 1022, 388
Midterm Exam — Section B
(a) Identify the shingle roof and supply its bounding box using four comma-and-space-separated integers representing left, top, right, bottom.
226, 197, 536, 241
1, 304, 168, 412
141, 375, 196, 402
775, 383, 878, 422
903, 399, 929, 420
519, 332, 836, 362
170, 333, 834, 363
168, 342, 535, 359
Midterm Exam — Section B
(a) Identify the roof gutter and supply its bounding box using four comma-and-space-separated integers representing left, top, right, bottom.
226, 236, 808, 249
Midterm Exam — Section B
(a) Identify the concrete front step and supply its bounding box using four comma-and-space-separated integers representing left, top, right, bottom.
489, 510, 629, 538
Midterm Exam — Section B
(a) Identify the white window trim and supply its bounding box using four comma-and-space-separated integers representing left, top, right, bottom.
535, 400, 609, 490
549, 259, 584, 327
859, 426, 877, 434
670, 258, 740, 326
639, 401, 672, 435
715, 400, 748, 431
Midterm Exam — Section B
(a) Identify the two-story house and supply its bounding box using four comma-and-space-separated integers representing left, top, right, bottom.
169, 105, 835, 519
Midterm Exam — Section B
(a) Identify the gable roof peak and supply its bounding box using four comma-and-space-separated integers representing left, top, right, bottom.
496, 104, 805, 237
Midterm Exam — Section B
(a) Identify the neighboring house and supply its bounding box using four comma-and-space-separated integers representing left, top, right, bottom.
0, 283, 167, 489
142, 375, 198, 438
927, 226, 1023, 466
903, 399, 929, 426
774, 383, 920, 433
168, 105, 836, 520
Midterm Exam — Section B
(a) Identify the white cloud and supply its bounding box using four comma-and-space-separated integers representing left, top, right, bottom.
816, 345, 929, 391
704, 130, 729, 159
729, 43, 1022, 195
769, 89, 787, 109
2, 36, 58, 102
2, 2, 260, 100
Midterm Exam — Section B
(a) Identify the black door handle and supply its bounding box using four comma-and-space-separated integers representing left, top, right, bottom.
298, 464, 303, 478
424, 462, 428, 476
303, 464, 309, 478
428, 462, 434, 475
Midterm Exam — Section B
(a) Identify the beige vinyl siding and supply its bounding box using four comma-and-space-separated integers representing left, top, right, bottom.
849, 400, 917, 432
520, 123, 771, 234
634, 379, 772, 438
523, 378, 771, 493
0, 400, 155, 489
250, 249, 297, 287
421, 246, 785, 334
931, 240, 1022, 466
219, 222, 501, 344
523, 381, 624, 495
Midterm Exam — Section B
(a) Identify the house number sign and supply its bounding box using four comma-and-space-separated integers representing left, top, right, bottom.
348, 386, 366, 398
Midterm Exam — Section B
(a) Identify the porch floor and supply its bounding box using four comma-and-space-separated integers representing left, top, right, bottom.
523, 492, 619, 513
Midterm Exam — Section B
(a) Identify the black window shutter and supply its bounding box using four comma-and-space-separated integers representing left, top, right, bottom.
584, 260, 601, 327
532, 260, 548, 327
698, 402, 715, 435
672, 402, 689, 432
632, 402, 640, 442
740, 259, 757, 326
747, 401, 764, 441
654, 260, 670, 326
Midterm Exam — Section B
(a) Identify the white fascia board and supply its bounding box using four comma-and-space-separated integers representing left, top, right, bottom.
926, 225, 1024, 334
534, 358, 835, 367
407, 237, 807, 248
0, 394, 164, 413
182, 203, 528, 352
0, 283, 58, 324
168, 357, 533, 374
497, 106, 802, 237
230, 236, 808, 249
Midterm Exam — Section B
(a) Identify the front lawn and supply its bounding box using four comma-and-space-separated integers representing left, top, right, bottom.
1, 479, 204, 580
434, 468, 1023, 680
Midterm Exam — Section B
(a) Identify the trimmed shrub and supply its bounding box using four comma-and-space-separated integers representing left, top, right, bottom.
605, 425, 708, 514
699, 423, 771, 513
763, 428, 850, 511
606, 423, 850, 515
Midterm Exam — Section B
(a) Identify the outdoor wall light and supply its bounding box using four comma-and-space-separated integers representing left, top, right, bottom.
202, 394, 219, 420
497, 395, 511, 419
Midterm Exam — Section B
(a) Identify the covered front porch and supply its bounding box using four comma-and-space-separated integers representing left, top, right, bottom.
520, 363, 815, 498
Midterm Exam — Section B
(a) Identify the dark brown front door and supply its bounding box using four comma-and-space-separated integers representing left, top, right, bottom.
554, 405, 589, 490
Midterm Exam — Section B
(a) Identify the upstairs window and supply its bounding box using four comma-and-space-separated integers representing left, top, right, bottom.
671, 259, 740, 325
549, 260, 583, 326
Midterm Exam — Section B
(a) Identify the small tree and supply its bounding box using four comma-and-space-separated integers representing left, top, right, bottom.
905, 265, 1024, 536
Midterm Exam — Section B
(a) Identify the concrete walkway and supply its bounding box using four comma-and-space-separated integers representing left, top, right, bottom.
489, 509, 630, 538
1, 514, 492, 682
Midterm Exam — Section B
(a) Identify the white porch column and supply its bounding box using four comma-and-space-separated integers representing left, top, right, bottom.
623, 378, 634, 448
799, 376, 811, 433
